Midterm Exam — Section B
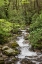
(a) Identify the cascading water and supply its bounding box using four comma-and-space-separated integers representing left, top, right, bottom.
17, 36, 37, 59
16, 30, 42, 64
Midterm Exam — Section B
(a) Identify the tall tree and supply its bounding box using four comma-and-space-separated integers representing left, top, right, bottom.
4, 0, 8, 18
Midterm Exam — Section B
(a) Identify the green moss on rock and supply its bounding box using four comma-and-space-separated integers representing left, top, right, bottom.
10, 41, 19, 48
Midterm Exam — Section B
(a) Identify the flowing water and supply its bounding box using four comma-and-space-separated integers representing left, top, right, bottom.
16, 30, 42, 64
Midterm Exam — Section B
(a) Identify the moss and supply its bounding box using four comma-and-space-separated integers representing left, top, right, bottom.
14, 50, 20, 55
10, 41, 19, 48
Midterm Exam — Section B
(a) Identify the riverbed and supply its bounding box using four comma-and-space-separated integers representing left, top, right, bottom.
0, 29, 42, 64
16, 30, 42, 64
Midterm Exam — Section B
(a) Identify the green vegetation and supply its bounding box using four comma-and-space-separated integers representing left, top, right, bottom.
0, 0, 9, 6
0, 19, 12, 44
0, 0, 42, 50
0, 19, 12, 35
29, 13, 42, 49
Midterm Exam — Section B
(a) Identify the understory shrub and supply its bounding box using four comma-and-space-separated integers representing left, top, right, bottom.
29, 12, 42, 49
0, 19, 12, 44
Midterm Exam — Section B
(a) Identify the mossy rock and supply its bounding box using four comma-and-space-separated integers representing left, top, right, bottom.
3, 48, 15, 56
11, 57, 18, 61
2, 46, 9, 50
10, 41, 19, 48
3, 47, 19, 56
14, 50, 20, 55
12, 34, 18, 39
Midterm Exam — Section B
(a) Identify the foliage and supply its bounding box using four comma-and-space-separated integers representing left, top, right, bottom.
8, 9, 25, 25
12, 23, 20, 34
29, 28, 42, 49
0, 6, 6, 19
29, 13, 42, 31
22, 0, 30, 4
29, 13, 42, 49
0, 0, 42, 50
0, 19, 12, 36
0, 0, 9, 6
0, 19, 12, 44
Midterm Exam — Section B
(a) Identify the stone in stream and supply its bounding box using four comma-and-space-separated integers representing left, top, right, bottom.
5, 56, 18, 64
23, 40, 30, 44
24, 34, 29, 40
26, 28, 30, 32
21, 58, 36, 64
10, 41, 19, 48
2, 46, 9, 50
37, 56, 42, 62
2, 45, 20, 56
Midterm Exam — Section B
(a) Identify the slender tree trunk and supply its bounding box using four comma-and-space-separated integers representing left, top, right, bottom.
36, 0, 40, 14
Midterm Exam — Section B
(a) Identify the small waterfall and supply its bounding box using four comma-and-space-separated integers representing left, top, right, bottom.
16, 30, 42, 64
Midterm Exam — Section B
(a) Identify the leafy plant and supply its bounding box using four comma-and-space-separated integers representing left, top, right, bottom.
0, 19, 12, 44
29, 13, 42, 49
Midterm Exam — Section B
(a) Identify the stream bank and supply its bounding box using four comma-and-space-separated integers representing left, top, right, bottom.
16, 30, 42, 64
0, 29, 42, 64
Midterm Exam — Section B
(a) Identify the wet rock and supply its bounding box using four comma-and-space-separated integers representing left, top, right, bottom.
40, 56, 42, 60
11, 56, 18, 61
21, 58, 36, 64
2, 46, 9, 50
39, 62, 42, 64
3, 48, 16, 56
27, 56, 37, 58
24, 40, 30, 44
5, 59, 12, 64
10, 41, 19, 48
36, 50, 41, 53
37, 56, 42, 62
2, 55, 8, 60
26, 28, 30, 32
33, 49, 41, 53
5, 56, 18, 64
3, 47, 20, 56
24, 34, 28, 40
0, 57, 4, 64
41, 49, 42, 53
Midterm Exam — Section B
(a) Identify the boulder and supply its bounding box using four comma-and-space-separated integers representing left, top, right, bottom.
3, 47, 19, 56
3, 48, 15, 56
2, 46, 9, 50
